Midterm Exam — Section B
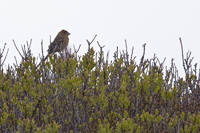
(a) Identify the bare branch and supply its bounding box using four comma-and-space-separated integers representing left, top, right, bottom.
179, 38, 186, 73
14, 56, 18, 66
73, 44, 81, 54
106, 50, 109, 64
125, 39, 129, 63
139, 43, 146, 67
1, 43, 7, 54
13, 40, 24, 60
86, 34, 97, 45
1, 49, 9, 66
130, 46, 134, 61
36, 40, 48, 69
97, 41, 105, 53
86, 34, 97, 53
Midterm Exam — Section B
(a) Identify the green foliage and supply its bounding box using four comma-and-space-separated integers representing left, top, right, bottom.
0, 41, 200, 132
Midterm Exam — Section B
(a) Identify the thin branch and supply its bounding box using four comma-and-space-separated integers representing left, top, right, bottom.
27, 39, 32, 55
21, 44, 26, 57
14, 56, 18, 66
1, 49, 9, 66
139, 43, 146, 67
130, 46, 134, 61
1, 43, 7, 54
41, 40, 44, 58
97, 41, 105, 67
97, 41, 105, 52
106, 50, 109, 64
36, 40, 48, 69
73, 44, 81, 54
27, 39, 32, 50
13, 40, 24, 60
125, 39, 129, 63
86, 34, 97, 45
86, 34, 97, 53
179, 38, 186, 73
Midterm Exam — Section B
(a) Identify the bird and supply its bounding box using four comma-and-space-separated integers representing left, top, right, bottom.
47, 29, 70, 54
36, 29, 70, 68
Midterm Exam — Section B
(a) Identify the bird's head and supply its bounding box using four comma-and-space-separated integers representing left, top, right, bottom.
60, 29, 70, 36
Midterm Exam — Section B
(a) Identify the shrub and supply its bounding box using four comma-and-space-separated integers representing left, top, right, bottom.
0, 37, 200, 132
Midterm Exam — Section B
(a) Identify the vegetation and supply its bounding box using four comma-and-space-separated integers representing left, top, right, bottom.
0, 37, 200, 132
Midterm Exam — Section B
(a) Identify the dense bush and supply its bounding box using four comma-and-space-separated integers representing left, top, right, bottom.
0, 37, 200, 132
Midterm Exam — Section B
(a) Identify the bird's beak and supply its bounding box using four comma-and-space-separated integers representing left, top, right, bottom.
68, 33, 71, 35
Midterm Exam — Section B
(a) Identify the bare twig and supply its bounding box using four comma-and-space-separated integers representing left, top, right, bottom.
0, 43, 9, 69
1, 43, 7, 54
130, 46, 135, 61
36, 40, 48, 69
27, 39, 32, 50
86, 34, 97, 45
97, 41, 105, 67
86, 34, 97, 53
179, 38, 186, 73
139, 43, 146, 67
41, 40, 44, 58
21, 44, 26, 57
73, 44, 81, 57
26, 39, 32, 56
14, 56, 18, 66
13, 40, 25, 60
97, 41, 105, 53
106, 50, 109, 64
124, 39, 130, 65
1, 49, 9, 66
157, 57, 166, 71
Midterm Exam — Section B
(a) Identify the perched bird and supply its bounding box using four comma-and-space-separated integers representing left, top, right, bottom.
36, 29, 70, 68
47, 29, 70, 54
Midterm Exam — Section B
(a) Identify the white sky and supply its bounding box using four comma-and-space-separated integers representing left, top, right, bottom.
1, 1, 200, 78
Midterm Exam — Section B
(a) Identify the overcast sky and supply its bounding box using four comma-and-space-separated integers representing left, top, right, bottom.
1, 1, 200, 78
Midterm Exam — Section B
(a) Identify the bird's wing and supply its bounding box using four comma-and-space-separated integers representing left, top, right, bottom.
48, 36, 64, 54
53, 36, 65, 46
